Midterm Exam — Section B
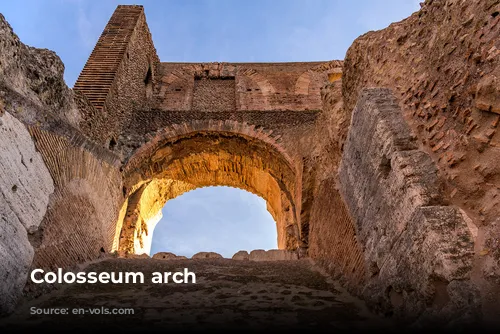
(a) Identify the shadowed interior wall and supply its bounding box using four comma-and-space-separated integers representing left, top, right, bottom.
27, 127, 123, 272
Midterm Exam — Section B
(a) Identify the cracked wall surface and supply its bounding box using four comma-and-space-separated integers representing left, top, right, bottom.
0, 111, 54, 314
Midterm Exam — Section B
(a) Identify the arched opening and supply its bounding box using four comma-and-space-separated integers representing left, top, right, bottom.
114, 127, 304, 255
150, 186, 278, 258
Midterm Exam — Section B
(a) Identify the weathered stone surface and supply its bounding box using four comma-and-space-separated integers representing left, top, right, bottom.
120, 130, 300, 254
0, 111, 54, 314
0, 2, 497, 328
0, 14, 81, 129
232, 251, 249, 260
340, 89, 442, 262
248, 249, 298, 261
192, 252, 223, 259
362, 207, 479, 322
475, 75, 500, 114
152, 252, 187, 260
306, 79, 367, 291
342, 2, 500, 322
339, 88, 477, 323
26, 127, 123, 277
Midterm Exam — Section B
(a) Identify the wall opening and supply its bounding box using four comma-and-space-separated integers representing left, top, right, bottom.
150, 186, 278, 258
144, 65, 153, 99
117, 129, 301, 255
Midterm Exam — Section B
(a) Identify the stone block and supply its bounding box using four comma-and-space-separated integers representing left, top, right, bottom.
192, 252, 223, 259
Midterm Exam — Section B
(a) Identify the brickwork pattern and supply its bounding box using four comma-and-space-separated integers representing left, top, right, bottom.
27, 127, 123, 276
74, 5, 143, 110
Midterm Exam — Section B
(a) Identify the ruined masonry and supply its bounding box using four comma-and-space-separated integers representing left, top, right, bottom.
0, 0, 499, 330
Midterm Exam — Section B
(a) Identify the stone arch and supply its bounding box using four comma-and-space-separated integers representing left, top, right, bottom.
236, 68, 276, 110
157, 69, 193, 110
294, 62, 343, 104
240, 68, 276, 95
295, 71, 311, 95
116, 121, 302, 255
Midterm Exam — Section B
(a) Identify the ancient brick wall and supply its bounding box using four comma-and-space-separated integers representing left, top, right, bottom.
74, 5, 160, 148
192, 78, 236, 112
339, 88, 478, 324
308, 178, 366, 288
303, 76, 368, 292
157, 61, 340, 112
27, 127, 123, 274
342, 0, 500, 322
119, 123, 300, 254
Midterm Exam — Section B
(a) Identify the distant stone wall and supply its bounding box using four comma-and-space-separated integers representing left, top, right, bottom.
157, 62, 342, 113
192, 78, 236, 112
339, 88, 478, 325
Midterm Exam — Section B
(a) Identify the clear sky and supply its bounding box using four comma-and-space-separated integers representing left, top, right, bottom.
1, 0, 420, 258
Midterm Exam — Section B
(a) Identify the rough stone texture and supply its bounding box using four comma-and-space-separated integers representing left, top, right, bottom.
0, 111, 54, 314
0, 12, 124, 310
120, 129, 299, 253
0, 14, 83, 130
308, 179, 366, 289
192, 77, 236, 112
192, 252, 224, 259
120, 253, 150, 259
26, 127, 123, 272
306, 78, 367, 292
0, 2, 498, 328
339, 88, 477, 324
342, 1, 500, 321
152, 252, 187, 260
248, 249, 299, 261
232, 250, 250, 260
74, 5, 160, 147
370, 207, 481, 327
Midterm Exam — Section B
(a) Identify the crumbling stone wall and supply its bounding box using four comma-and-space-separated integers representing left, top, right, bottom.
0, 111, 54, 314
0, 13, 124, 312
339, 88, 478, 325
1, 2, 497, 328
342, 0, 500, 322
74, 5, 160, 150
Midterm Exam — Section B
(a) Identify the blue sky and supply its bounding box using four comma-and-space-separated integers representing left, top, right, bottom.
150, 187, 277, 258
1, 0, 420, 258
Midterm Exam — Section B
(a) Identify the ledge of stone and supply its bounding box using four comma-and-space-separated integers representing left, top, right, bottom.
191, 252, 223, 259
152, 252, 187, 260
232, 249, 299, 261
